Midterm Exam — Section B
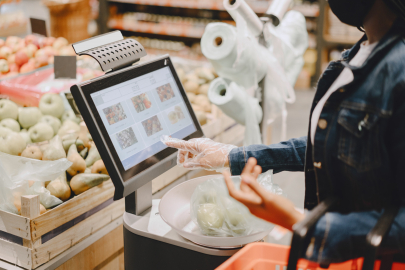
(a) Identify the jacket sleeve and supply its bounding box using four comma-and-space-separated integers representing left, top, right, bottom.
303, 208, 405, 265
386, 81, 405, 206
228, 136, 307, 176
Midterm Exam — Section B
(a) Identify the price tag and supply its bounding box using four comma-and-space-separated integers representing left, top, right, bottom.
30, 18, 47, 37
54, 56, 77, 79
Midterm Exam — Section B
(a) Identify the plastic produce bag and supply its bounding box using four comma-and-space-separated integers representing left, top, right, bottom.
191, 170, 283, 237
0, 152, 72, 214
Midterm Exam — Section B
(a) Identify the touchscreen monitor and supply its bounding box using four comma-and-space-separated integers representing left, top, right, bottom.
71, 55, 204, 199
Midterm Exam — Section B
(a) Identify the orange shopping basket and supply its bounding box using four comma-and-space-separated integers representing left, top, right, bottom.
217, 198, 405, 270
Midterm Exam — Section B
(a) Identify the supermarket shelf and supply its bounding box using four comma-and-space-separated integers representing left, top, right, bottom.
108, 0, 319, 17
108, 19, 205, 38
108, 0, 270, 13
323, 34, 359, 46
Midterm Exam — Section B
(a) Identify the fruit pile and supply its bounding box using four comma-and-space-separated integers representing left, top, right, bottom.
0, 35, 76, 79
176, 66, 216, 125
0, 94, 109, 213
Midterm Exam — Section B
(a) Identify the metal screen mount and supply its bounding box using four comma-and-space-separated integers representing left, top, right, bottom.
72, 31, 147, 72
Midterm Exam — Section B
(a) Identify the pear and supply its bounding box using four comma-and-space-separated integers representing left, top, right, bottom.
21, 145, 43, 160
39, 115, 61, 134
66, 143, 86, 176
58, 119, 80, 138
91, 159, 108, 175
62, 139, 85, 152
70, 173, 109, 195
0, 131, 26, 155
19, 129, 32, 144
0, 99, 18, 121
42, 135, 66, 160
0, 118, 20, 132
39, 93, 65, 119
18, 107, 43, 129
28, 122, 54, 143
79, 122, 90, 148
80, 147, 88, 159
61, 110, 81, 124
85, 142, 101, 167
46, 173, 71, 201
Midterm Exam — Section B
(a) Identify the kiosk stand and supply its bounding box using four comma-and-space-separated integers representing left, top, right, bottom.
70, 31, 238, 269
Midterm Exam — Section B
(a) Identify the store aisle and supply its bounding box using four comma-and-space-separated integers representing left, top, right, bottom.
270, 89, 315, 245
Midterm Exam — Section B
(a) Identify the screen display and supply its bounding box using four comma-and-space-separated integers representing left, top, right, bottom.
90, 66, 196, 171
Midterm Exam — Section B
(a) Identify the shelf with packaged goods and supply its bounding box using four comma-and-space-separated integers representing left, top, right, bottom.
107, 0, 319, 17
323, 34, 359, 46
109, 19, 208, 39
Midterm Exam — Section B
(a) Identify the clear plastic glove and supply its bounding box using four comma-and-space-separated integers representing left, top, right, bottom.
161, 136, 237, 172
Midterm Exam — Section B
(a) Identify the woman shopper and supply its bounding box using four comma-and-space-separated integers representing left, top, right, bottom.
164, 0, 405, 263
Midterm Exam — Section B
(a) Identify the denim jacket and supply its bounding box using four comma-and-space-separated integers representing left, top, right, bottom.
229, 23, 405, 262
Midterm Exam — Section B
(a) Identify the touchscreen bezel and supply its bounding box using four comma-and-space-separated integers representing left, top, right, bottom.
70, 55, 204, 200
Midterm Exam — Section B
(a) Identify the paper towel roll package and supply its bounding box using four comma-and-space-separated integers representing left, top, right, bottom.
223, 0, 263, 37
201, 0, 308, 144
208, 78, 262, 145
208, 78, 262, 125
201, 23, 268, 92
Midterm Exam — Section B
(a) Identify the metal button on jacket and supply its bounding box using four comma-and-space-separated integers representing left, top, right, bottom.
318, 119, 328, 130
313, 162, 322, 169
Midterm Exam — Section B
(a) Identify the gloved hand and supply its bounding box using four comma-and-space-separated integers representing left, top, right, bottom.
161, 136, 237, 172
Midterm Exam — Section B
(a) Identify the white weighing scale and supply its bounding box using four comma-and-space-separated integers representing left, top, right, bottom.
69, 14, 285, 266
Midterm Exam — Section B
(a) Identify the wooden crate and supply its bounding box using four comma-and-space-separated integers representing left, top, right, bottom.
0, 114, 241, 269
0, 180, 124, 269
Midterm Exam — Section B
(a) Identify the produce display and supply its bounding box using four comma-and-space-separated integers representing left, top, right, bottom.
175, 65, 217, 126
191, 174, 276, 237
0, 35, 76, 79
0, 94, 110, 215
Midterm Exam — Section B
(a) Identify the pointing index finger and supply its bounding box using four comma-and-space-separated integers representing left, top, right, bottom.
165, 140, 197, 152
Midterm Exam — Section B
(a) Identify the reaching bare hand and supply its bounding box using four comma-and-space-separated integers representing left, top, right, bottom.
223, 157, 304, 230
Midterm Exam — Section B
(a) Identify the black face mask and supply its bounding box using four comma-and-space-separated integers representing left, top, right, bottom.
328, 0, 376, 27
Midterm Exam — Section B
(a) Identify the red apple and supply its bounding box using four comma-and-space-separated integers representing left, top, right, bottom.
35, 54, 48, 68
25, 35, 40, 48
7, 54, 15, 65
15, 50, 29, 67
5, 36, 21, 49
43, 46, 57, 57
43, 37, 56, 47
0, 40, 4, 48
59, 45, 75, 56
9, 63, 19, 73
26, 44, 38, 58
48, 56, 54, 64
0, 47, 12, 60
20, 61, 36, 73
53, 37, 69, 50
0, 59, 9, 74
35, 48, 47, 58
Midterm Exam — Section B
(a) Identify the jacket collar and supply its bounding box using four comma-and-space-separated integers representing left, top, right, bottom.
342, 21, 404, 72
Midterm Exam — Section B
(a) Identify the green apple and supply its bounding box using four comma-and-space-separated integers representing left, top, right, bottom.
19, 129, 32, 144
0, 100, 18, 121
0, 118, 20, 132
61, 109, 81, 124
0, 131, 26, 155
28, 122, 54, 143
39, 115, 61, 134
18, 107, 43, 129
0, 126, 12, 138
39, 93, 65, 119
